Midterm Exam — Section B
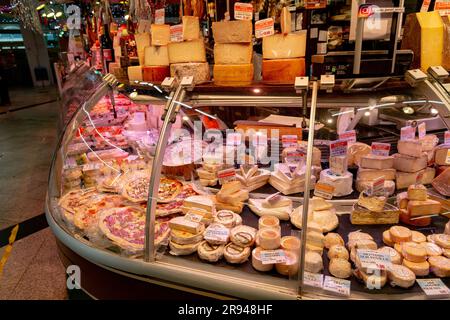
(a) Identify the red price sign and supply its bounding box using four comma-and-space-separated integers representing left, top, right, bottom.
234, 2, 253, 20
420, 0, 431, 11
369, 177, 385, 196
170, 24, 183, 42
255, 18, 274, 38
445, 131, 450, 144
330, 140, 348, 157
281, 135, 298, 148
218, 168, 237, 184
155, 9, 165, 24
371, 142, 391, 156
339, 130, 356, 143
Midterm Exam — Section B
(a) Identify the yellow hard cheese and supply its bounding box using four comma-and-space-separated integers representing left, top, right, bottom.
407, 199, 441, 217
213, 64, 254, 86
262, 32, 306, 59
151, 24, 171, 46
214, 43, 253, 64
168, 39, 206, 63
182, 16, 200, 40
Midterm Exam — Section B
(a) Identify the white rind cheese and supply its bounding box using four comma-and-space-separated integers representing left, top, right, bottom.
318, 169, 353, 197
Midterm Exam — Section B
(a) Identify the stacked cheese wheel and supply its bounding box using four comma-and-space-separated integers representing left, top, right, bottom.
394, 137, 437, 190
236, 164, 271, 192
325, 233, 352, 279
432, 143, 450, 197
396, 183, 441, 226
196, 162, 222, 187
383, 225, 450, 278
212, 20, 254, 86
261, 7, 306, 84
143, 24, 170, 82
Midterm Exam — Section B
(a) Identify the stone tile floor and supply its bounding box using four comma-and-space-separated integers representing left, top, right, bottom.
0, 86, 68, 299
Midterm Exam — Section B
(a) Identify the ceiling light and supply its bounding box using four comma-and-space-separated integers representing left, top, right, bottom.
253, 88, 261, 93
402, 106, 414, 115
55, 11, 63, 18
430, 108, 438, 115
326, 118, 333, 124
46, 12, 55, 18
364, 111, 370, 117
36, 4, 46, 11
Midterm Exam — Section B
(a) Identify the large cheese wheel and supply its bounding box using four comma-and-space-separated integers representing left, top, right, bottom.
142, 66, 170, 82
378, 246, 402, 265
262, 58, 305, 84
213, 64, 254, 86
421, 242, 443, 257
411, 231, 427, 243
382, 230, 395, 247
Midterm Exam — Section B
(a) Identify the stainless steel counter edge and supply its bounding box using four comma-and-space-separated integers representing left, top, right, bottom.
45, 202, 298, 300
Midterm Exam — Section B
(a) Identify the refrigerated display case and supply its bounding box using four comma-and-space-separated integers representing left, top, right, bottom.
46, 67, 450, 300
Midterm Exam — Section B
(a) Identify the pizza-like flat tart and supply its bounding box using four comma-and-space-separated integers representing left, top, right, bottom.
157, 177, 183, 203
156, 183, 199, 216
58, 188, 98, 223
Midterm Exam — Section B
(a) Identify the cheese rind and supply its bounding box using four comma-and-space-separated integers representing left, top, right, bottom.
397, 140, 422, 157
348, 142, 371, 166
144, 45, 169, 66
396, 167, 435, 189
170, 62, 210, 84
262, 58, 306, 84
360, 154, 394, 169
393, 153, 428, 173
212, 20, 253, 43
318, 169, 353, 197
407, 199, 441, 217
142, 66, 170, 82
402, 259, 430, 276
407, 184, 427, 201
356, 180, 395, 196
214, 43, 253, 65
435, 144, 450, 166
357, 168, 396, 181
151, 24, 171, 46
329, 155, 348, 176
402, 242, 427, 262
182, 16, 200, 40
262, 32, 307, 59
213, 64, 254, 86
135, 33, 151, 65
389, 226, 412, 243
357, 193, 387, 212
167, 39, 206, 63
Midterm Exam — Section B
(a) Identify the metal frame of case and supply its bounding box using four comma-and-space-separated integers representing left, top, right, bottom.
46, 66, 450, 300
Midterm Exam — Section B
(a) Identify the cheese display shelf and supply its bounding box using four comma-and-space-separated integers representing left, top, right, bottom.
46, 67, 450, 300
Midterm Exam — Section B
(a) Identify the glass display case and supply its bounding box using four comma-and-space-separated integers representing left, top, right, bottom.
46, 66, 450, 300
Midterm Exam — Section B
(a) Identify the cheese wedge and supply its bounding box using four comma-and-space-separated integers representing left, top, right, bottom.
407, 184, 427, 201
182, 16, 200, 40
310, 197, 333, 211
248, 198, 291, 221
397, 139, 423, 157
183, 195, 215, 213
261, 194, 292, 209
216, 189, 249, 206
396, 192, 409, 209
212, 20, 253, 43
262, 32, 306, 59
348, 142, 371, 166
435, 144, 450, 166
402, 259, 430, 276
357, 192, 387, 212
151, 24, 170, 46
218, 181, 241, 196
407, 199, 441, 217
428, 256, 450, 277
393, 153, 428, 173
169, 216, 203, 234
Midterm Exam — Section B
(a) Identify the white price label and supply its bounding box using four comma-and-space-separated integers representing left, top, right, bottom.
226, 132, 242, 146
445, 131, 450, 144
155, 9, 165, 24
371, 142, 391, 156
303, 272, 324, 288
330, 139, 348, 157
417, 279, 450, 297
82, 163, 102, 171
260, 249, 287, 264
218, 168, 237, 184
281, 135, 298, 148
400, 126, 416, 140
255, 18, 274, 38
418, 122, 426, 139
234, 2, 253, 20
170, 24, 183, 42
339, 130, 356, 143
357, 249, 392, 271
204, 227, 229, 242
314, 182, 335, 200
323, 276, 351, 296
184, 213, 203, 223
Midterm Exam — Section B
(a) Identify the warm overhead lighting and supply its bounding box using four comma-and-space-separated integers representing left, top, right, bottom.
364, 111, 371, 117
182, 116, 189, 121
46, 11, 55, 18
55, 11, 63, 18
326, 118, 333, 124
36, 4, 46, 11
402, 106, 414, 115
430, 108, 438, 115
41, 13, 47, 17
124, 14, 129, 20
130, 91, 138, 98
253, 88, 261, 93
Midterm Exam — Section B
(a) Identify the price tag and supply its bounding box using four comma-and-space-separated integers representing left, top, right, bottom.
285, 148, 306, 164
368, 176, 385, 196
218, 168, 237, 184
356, 249, 392, 271
339, 130, 356, 143
303, 272, 324, 288
417, 279, 450, 297
371, 142, 391, 156
170, 24, 183, 42
400, 126, 415, 140
420, 0, 431, 12
155, 9, 165, 24
445, 131, 450, 144
184, 212, 203, 223
281, 135, 298, 148
234, 2, 253, 20
418, 122, 426, 139
330, 139, 348, 157
204, 227, 229, 242
314, 182, 335, 200
226, 132, 242, 146
323, 276, 351, 296
82, 162, 102, 171
255, 18, 274, 38
252, 132, 268, 146
260, 249, 287, 264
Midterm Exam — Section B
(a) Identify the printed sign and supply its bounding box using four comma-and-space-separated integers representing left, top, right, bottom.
420, 0, 431, 12
170, 24, 183, 42
260, 249, 287, 264
303, 272, 324, 288
218, 168, 237, 184
356, 249, 392, 271
339, 130, 357, 143
400, 126, 415, 140
204, 227, 229, 243
418, 122, 426, 139
281, 135, 298, 148
226, 132, 243, 146
314, 182, 335, 200
82, 163, 102, 171
155, 8, 165, 25
285, 148, 306, 164
184, 212, 203, 223
255, 18, 274, 38
417, 279, 450, 297
330, 139, 348, 157
234, 2, 253, 20
305, 0, 327, 9
323, 276, 351, 296
368, 176, 385, 196
371, 142, 391, 156
445, 131, 450, 144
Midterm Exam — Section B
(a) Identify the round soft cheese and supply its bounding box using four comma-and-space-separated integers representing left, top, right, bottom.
224, 243, 251, 264
230, 225, 257, 247
401, 242, 427, 263
428, 256, 450, 277
324, 233, 344, 249
329, 258, 352, 279
214, 210, 236, 228
328, 245, 349, 260
170, 224, 205, 245
281, 236, 300, 253
318, 169, 353, 197
389, 226, 412, 243
275, 250, 299, 276
258, 215, 280, 230
169, 240, 201, 256
258, 228, 281, 250
382, 230, 395, 247
411, 231, 427, 243
402, 259, 430, 277
388, 264, 416, 289
304, 251, 323, 274
421, 242, 443, 257
434, 234, 450, 249
251, 247, 274, 272
378, 246, 402, 265
197, 241, 225, 262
